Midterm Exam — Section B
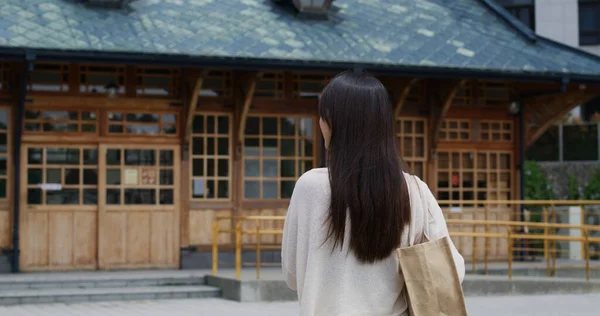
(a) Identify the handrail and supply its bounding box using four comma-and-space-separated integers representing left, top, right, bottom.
211, 200, 600, 281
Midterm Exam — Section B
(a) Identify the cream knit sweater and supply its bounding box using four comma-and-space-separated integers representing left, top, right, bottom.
282, 168, 465, 316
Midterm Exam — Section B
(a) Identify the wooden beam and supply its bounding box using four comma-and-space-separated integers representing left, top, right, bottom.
183, 70, 209, 143
237, 72, 263, 142
430, 79, 466, 154
393, 78, 419, 119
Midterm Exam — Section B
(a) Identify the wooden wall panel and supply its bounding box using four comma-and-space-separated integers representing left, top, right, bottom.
73, 212, 97, 265
48, 212, 74, 266
240, 208, 286, 245
0, 210, 9, 248
151, 211, 175, 264
26, 212, 49, 267
189, 209, 232, 246
101, 212, 126, 265
126, 212, 151, 265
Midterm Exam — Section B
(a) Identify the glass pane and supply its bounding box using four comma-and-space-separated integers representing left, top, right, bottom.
207, 138, 215, 155
207, 180, 215, 198
218, 138, 229, 155
126, 125, 159, 135
82, 112, 96, 121
207, 159, 215, 177
244, 181, 260, 199
108, 125, 124, 133
263, 117, 277, 135
162, 127, 177, 135
263, 160, 277, 177
281, 181, 295, 199
64, 169, 80, 185
83, 169, 98, 185
46, 169, 61, 184
28, 168, 42, 185
83, 149, 98, 165
245, 117, 259, 135
0, 179, 5, 198
125, 149, 155, 166
217, 181, 228, 198
43, 123, 78, 132
192, 158, 204, 176
126, 113, 159, 123
217, 116, 229, 135
0, 158, 5, 175
25, 123, 41, 131
192, 179, 205, 198
106, 169, 121, 185
218, 159, 228, 177
244, 159, 259, 177
207, 116, 215, 133
244, 139, 259, 156
124, 189, 156, 205
25, 110, 40, 119
192, 116, 204, 133
43, 111, 77, 120
281, 160, 296, 177
107, 189, 120, 204
299, 118, 313, 137
108, 112, 123, 122
281, 118, 296, 136
0, 110, 6, 129
263, 139, 277, 157
47, 189, 79, 205
27, 188, 42, 204
159, 189, 174, 204
46, 148, 79, 165
192, 137, 204, 155
160, 150, 174, 166
82, 124, 96, 133
300, 140, 313, 157
263, 181, 277, 199
160, 169, 173, 185
107, 149, 121, 165
83, 189, 97, 205
281, 139, 295, 157
28, 148, 43, 164
163, 114, 177, 124
0, 134, 6, 153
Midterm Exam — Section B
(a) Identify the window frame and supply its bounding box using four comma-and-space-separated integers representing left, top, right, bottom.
579, 0, 600, 46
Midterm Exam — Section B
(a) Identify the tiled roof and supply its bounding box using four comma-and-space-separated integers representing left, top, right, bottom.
1, 0, 600, 79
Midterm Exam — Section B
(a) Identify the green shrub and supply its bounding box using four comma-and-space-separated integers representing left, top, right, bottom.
567, 175, 582, 200
583, 168, 600, 200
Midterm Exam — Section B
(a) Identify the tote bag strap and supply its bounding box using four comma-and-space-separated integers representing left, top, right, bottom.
407, 175, 429, 247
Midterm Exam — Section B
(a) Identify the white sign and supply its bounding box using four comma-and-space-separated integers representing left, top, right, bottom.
38, 183, 62, 191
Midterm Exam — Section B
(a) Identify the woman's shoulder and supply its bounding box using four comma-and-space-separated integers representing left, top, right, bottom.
293, 168, 330, 195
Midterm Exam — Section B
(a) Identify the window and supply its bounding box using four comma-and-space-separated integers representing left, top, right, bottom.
499, 0, 535, 30
0, 109, 9, 200
190, 113, 232, 200
199, 71, 232, 97
136, 67, 180, 97
292, 74, 331, 99
397, 118, 427, 180
255, 72, 284, 99
579, 1, 600, 45
477, 82, 511, 107
0, 63, 9, 94
452, 82, 473, 106
439, 119, 471, 142
26, 147, 98, 205
24, 109, 98, 134
28, 63, 70, 93
480, 120, 513, 142
107, 111, 178, 136
80, 64, 126, 95
243, 115, 316, 200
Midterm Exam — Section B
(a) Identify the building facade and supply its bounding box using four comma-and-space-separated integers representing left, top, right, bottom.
0, 0, 599, 272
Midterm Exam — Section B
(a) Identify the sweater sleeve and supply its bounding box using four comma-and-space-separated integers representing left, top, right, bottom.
282, 191, 298, 291
419, 179, 466, 283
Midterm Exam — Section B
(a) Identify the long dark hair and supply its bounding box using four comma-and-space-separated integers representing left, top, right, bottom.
319, 71, 411, 263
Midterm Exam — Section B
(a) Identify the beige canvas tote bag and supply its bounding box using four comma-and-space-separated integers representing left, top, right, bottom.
396, 176, 468, 316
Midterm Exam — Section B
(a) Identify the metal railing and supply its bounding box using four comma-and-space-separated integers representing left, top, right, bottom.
211, 200, 600, 280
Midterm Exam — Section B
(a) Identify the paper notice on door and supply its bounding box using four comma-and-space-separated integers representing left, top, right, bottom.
125, 169, 138, 185
38, 183, 62, 191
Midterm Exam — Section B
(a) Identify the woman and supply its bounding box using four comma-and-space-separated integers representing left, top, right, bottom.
282, 71, 465, 316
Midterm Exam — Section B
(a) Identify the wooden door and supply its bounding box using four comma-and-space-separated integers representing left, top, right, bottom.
98, 144, 180, 269
20, 145, 99, 271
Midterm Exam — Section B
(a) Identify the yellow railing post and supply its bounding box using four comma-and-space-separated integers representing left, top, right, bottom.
543, 206, 549, 264
256, 219, 261, 280
212, 220, 219, 276
584, 228, 591, 281
506, 225, 513, 280
472, 221, 477, 275
235, 220, 243, 280
550, 203, 557, 276
484, 205, 489, 275
580, 204, 586, 261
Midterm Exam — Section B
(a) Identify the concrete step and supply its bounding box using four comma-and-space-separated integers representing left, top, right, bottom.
0, 285, 221, 305
0, 274, 206, 291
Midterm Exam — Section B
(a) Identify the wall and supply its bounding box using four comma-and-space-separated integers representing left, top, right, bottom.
538, 161, 600, 199
535, 0, 579, 47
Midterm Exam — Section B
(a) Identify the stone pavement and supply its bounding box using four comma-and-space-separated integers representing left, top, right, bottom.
0, 294, 599, 316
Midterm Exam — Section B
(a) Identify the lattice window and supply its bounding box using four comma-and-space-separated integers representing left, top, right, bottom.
397, 117, 427, 179
199, 71, 232, 97
436, 150, 512, 206
292, 73, 331, 98
255, 72, 284, 99
136, 67, 180, 97
107, 111, 178, 136
190, 113, 232, 200
480, 120, 513, 142
478, 82, 511, 106
24, 109, 98, 134
28, 63, 70, 93
26, 147, 98, 205
0, 63, 9, 93
104, 148, 175, 205
452, 82, 473, 106
439, 119, 471, 141
0, 108, 9, 200
80, 64, 126, 94
243, 115, 316, 200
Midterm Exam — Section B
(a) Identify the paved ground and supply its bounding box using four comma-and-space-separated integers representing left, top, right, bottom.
0, 294, 599, 316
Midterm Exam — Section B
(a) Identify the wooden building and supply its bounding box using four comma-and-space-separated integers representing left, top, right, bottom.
0, 0, 600, 272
